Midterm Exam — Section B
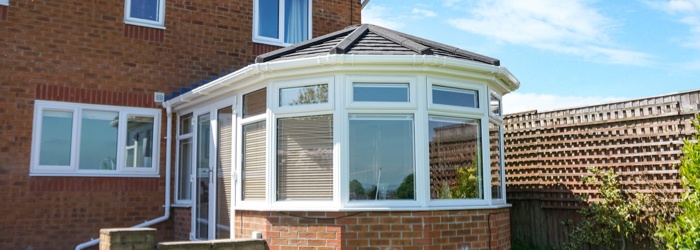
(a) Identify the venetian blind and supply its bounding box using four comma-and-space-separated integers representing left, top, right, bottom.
242, 121, 266, 200
277, 115, 333, 201
243, 88, 266, 118
216, 107, 232, 238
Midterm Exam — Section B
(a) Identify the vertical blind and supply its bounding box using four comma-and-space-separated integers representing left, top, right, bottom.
277, 115, 333, 200
242, 121, 266, 200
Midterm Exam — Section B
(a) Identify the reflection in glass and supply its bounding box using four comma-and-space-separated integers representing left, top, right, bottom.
489, 122, 504, 199
79, 110, 118, 170
125, 115, 154, 168
490, 94, 501, 115
432, 86, 478, 108
180, 113, 192, 135
353, 83, 409, 102
39, 110, 73, 166
349, 115, 414, 200
177, 138, 192, 201
279, 84, 328, 107
130, 0, 160, 21
258, 0, 279, 39
429, 116, 482, 199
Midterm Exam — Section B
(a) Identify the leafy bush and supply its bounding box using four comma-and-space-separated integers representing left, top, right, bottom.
656, 114, 700, 249
396, 174, 414, 199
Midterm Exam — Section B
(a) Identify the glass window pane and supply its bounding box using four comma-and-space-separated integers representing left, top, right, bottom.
216, 107, 233, 238
279, 84, 328, 107
195, 113, 210, 240
258, 0, 279, 39
177, 138, 192, 200
130, 0, 160, 21
283, 0, 309, 44
180, 113, 192, 135
432, 86, 478, 108
242, 121, 266, 201
489, 122, 503, 199
125, 115, 154, 168
349, 115, 414, 201
39, 110, 73, 166
277, 115, 333, 201
490, 94, 501, 115
429, 116, 482, 199
243, 88, 267, 118
79, 110, 118, 170
353, 83, 409, 102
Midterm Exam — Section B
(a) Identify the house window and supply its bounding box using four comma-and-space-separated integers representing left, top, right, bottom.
353, 83, 409, 102
349, 115, 415, 201
176, 113, 193, 203
242, 121, 266, 201
432, 85, 478, 108
254, 0, 311, 46
428, 116, 482, 200
125, 0, 165, 28
31, 101, 160, 176
489, 122, 504, 200
277, 115, 333, 201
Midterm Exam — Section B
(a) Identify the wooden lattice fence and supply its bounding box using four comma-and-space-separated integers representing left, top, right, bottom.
504, 89, 700, 249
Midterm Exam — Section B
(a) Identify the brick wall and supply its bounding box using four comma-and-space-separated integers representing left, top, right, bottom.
172, 207, 192, 241
234, 208, 511, 250
0, 0, 360, 249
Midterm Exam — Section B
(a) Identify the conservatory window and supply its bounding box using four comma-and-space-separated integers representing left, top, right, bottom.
432, 85, 478, 108
349, 115, 415, 201
243, 88, 267, 118
277, 115, 333, 201
490, 94, 502, 116
353, 83, 409, 102
254, 0, 311, 45
242, 121, 266, 201
279, 84, 328, 107
489, 122, 504, 200
31, 101, 160, 176
176, 113, 193, 202
428, 116, 482, 200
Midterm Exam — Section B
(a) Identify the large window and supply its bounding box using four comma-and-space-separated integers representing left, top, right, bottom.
242, 121, 266, 201
31, 101, 160, 176
428, 117, 482, 200
277, 115, 333, 201
254, 0, 311, 45
349, 115, 415, 201
125, 0, 166, 28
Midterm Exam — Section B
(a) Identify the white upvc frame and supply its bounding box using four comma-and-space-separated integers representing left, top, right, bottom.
124, 0, 166, 29
174, 112, 194, 206
345, 75, 418, 110
30, 100, 161, 177
427, 77, 486, 115
271, 76, 335, 115
488, 117, 507, 205
235, 86, 270, 210
0, 0, 8, 6
252, 0, 313, 46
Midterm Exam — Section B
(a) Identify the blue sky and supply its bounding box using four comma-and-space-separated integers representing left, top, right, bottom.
362, 0, 700, 114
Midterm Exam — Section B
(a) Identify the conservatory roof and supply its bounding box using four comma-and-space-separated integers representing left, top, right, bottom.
256, 24, 501, 66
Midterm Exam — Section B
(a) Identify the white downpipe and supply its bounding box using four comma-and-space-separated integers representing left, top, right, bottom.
75, 106, 174, 250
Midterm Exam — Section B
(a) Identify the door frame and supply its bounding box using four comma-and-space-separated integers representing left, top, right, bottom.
189, 96, 236, 240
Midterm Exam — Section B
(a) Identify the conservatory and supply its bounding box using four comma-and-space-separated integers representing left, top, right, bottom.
163, 24, 519, 247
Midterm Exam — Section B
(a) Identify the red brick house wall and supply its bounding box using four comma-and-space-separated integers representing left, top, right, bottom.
0, 0, 360, 249
235, 209, 511, 250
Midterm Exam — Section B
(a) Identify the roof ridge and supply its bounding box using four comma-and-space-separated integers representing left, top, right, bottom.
367, 25, 433, 55
255, 26, 357, 63
331, 24, 369, 54
392, 30, 500, 66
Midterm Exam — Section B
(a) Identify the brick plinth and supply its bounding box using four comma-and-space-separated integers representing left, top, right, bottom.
234, 208, 511, 250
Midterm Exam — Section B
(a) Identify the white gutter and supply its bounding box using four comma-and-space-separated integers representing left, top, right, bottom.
75, 106, 174, 250
163, 54, 520, 110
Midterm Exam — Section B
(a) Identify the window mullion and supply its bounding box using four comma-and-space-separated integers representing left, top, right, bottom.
73, 107, 84, 171
481, 117, 492, 203
115, 112, 127, 172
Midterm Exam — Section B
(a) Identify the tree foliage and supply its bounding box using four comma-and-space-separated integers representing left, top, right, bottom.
656, 114, 700, 250
437, 154, 480, 199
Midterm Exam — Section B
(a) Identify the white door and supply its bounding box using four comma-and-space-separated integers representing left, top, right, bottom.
192, 102, 235, 240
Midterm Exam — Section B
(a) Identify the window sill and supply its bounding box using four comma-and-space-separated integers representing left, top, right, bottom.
29, 172, 160, 178
233, 203, 512, 212
172, 203, 192, 208
124, 20, 166, 30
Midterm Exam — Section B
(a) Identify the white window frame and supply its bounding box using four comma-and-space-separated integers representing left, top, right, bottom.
30, 100, 161, 177
236, 87, 270, 210
271, 76, 335, 115
345, 75, 418, 111
0, 0, 8, 6
489, 117, 507, 205
174, 112, 194, 206
427, 77, 484, 115
252, 0, 313, 46
489, 90, 503, 119
124, 0, 166, 29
